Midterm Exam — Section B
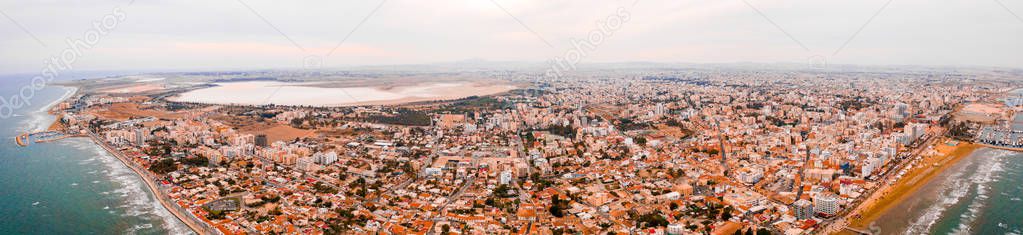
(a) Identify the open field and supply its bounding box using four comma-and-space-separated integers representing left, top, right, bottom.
211, 114, 317, 143
955, 103, 1005, 123
654, 124, 693, 138
90, 103, 189, 121
99, 83, 167, 94
242, 125, 316, 143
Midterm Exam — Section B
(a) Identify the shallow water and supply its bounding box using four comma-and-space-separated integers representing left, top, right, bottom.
0, 76, 189, 234
873, 148, 1023, 234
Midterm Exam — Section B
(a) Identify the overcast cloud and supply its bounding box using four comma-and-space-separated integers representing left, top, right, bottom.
1, 0, 1021, 74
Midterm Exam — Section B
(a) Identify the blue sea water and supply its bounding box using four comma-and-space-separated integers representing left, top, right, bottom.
874, 147, 1023, 235
0, 74, 189, 234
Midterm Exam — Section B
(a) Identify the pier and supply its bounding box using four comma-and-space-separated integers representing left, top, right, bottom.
974, 142, 1023, 152
843, 226, 874, 235
11, 130, 215, 234
14, 131, 72, 147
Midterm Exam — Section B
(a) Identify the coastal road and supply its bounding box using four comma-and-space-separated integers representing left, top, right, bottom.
817, 133, 938, 234
87, 132, 212, 235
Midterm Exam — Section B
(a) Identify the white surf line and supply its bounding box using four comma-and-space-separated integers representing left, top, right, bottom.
951, 151, 1006, 234
902, 161, 972, 234
76, 138, 195, 234
23, 86, 78, 132
38, 86, 77, 113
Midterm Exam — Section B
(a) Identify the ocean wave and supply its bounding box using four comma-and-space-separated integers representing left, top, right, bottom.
18, 86, 76, 133
126, 223, 154, 235
63, 138, 193, 234
949, 154, 1004, 234
20, 110, 52, 133
38, 86, 76, 113
903, 166, 971, 234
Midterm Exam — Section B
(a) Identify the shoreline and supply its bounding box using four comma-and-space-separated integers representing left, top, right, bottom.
43, 86, 77, 113
38, 85, 208, 235
84, 133, 209, 235
45, 86, 77, 131
845, 140, 980, 230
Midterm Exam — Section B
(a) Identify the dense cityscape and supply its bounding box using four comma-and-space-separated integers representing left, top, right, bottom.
24, 66, 1020, 235
4, 0, 1023, 234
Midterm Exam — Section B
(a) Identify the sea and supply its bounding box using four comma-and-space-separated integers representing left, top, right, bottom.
872, 147, 1023, 235
0, 73, 189, 234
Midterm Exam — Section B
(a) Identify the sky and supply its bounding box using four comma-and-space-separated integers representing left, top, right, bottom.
1, 0, 1021, 74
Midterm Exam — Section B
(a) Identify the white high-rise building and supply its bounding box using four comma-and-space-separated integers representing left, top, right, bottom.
793, 199, 814, 220
813, 193, 840, 216
905, 123, 927, 141
312, 151, 338, 165
499, 170, 513, 185
295, 157, 319, 172
134, 128, 148, 146
666, 224, 685, 235
861, 157, 881, 177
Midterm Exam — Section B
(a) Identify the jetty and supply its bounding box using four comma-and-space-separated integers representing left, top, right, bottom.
14, 131, 73, 147
844, 226, 873, 235
13, 129, 214, 234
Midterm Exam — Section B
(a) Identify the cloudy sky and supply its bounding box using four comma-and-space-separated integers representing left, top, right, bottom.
1, 0, 1021, 74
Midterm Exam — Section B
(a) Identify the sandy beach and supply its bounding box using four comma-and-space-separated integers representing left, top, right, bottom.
39, 86, 78, 132
845, 140, 980, 231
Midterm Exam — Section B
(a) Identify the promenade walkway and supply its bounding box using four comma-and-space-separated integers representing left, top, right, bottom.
87, 132, 219, 235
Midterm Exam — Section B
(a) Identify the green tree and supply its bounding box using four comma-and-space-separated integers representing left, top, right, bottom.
149, 158, 177, 174
634, 136, 647, 146
549, 196, 569, 217
721, 206, 734, 220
